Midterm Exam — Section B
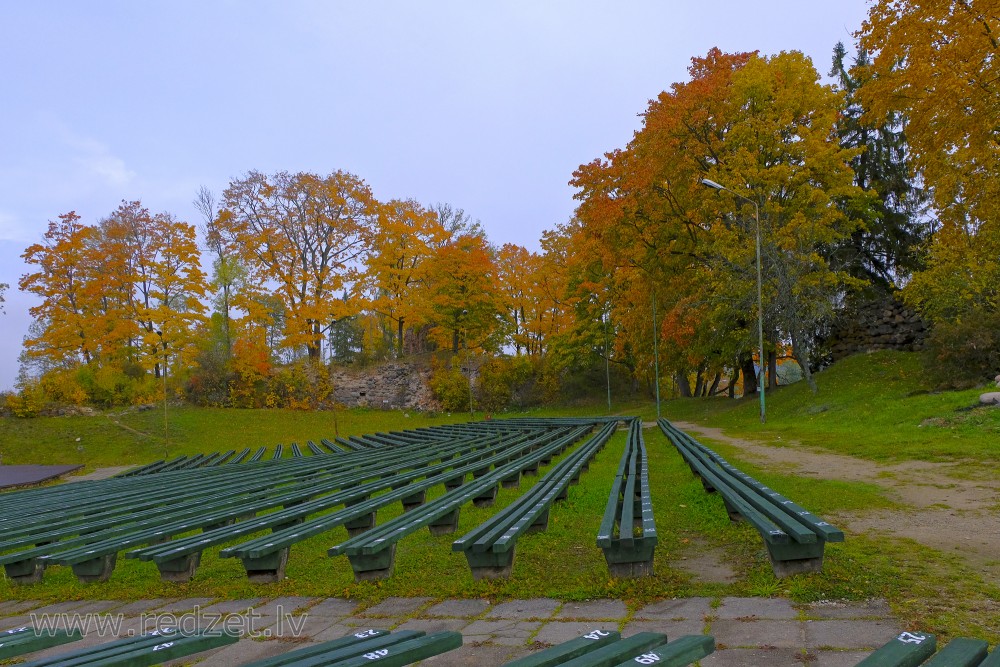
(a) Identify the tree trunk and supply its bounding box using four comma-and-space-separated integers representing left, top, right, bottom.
708, 372, 721, 396
693, 368, 705, 398
397, 318, 405, 358
728, 367, 739, 398
791, 329, 818, 393
768, 350, 778, 390
741, 355, 758, 396
675, 372, 693, 398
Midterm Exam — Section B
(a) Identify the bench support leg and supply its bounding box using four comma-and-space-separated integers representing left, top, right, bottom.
444, 475, 465, 491
765, 541, 826, 577
473, 484, 498, 508
348, 544, 396, 581
274, 517, 305, 532
464, 548, 515, 580
428, 508, 461, 535
72, 553, 117, 583
240, 548, 289, 583
401, 489, 426, 512
156, 552, 202, 583
602, 541, 656, 578
4, 558, 44, 584
501, 471, 521, 489
345, 511, 377, 537
526, 508, 550, 533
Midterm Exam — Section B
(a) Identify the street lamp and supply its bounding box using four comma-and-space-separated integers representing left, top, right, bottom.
461, 310, 474, 420
700, 178, 766, 424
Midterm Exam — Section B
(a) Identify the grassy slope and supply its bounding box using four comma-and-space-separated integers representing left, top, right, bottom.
1, 351, 998, 643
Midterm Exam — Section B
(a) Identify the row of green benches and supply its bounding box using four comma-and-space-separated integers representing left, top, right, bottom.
658, 418, 843, 576
1, 420, 619, 584
0, 421, 544, 582
598, 417, 658, 577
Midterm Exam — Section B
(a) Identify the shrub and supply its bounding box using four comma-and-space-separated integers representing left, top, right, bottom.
922, 314, 1000, 389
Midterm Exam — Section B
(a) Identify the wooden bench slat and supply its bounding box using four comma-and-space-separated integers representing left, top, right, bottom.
501, 630, 621, 667
853, 631, 936, 667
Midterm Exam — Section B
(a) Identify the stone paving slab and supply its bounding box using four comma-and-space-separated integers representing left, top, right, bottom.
711, 618, 804, 649
0, 600, 42, 616
424, 599, 492, 618
486, 598, 560, 619
716, 596, 799, 619
359, 596, 433, 617
634, 597, 713, 621
554, 599, 627, 620
622, 617, 706, 638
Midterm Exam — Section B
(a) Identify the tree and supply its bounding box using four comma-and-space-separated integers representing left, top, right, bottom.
98, 201, 208, 377
0, 282, 7, 314
214, 170, 377, 361
195, 185, 242, 362
362, 199, 447, 356
571, 49, 868, 394
860, 2, 1000, 381
828, 41, 926, 289
20, 212, 100, 367
423, 234, 504, 353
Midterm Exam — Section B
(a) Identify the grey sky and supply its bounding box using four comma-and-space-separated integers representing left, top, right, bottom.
0, 1, 872, 390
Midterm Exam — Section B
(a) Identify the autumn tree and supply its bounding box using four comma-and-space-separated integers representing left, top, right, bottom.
20, 204, 207, 403
423, 233, 504, 353
362, 199, 447, 357
571, 49, 868, 394
20, 212, 100, 367
214, 170, 376, 361
860, 2, 1000, 382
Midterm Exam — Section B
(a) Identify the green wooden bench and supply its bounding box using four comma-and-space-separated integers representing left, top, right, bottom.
453, 421, 614, 579
16, 628, 237, 667
509, 632, 669, 667
239, 628, 461, 667
659, 418, 843, 576
306, 441, 325, 455
598, 418, 657, 577
248, 445, 268, 461
922, 637, 989, 666
0, 626, 82, 660
854, 632, 1000, 667
229, 447, 252, 464
504, 631, 712, 667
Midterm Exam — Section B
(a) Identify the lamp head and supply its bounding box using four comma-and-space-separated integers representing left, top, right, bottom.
699, 178, 725, 190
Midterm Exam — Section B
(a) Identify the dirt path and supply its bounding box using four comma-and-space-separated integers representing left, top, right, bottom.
671, 421, 1000, 584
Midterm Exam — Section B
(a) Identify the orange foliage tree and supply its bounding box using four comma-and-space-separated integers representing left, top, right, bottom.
571, 49, 868, 394
214, 170, 377, 362
361, 199, 447, 357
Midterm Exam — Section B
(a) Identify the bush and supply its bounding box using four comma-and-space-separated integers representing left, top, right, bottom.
922, 314, 1000, 389
478, 356, 535, 412
429, 357, 474, 413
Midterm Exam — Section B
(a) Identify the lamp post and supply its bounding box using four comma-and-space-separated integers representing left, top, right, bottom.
699, 178, 766, 424
461, 310, 474, 420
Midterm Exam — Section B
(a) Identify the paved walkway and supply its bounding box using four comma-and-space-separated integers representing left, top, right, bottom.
0, 596, 901, 666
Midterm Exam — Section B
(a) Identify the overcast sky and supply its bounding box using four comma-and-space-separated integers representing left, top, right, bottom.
0, 1, 873, 391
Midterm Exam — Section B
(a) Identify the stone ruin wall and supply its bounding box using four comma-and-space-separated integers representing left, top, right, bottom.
330, 362, 440, 411
826, 296, 927, 362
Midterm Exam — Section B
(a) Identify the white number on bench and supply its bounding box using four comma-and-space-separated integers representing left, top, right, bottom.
897, 632, 929, 644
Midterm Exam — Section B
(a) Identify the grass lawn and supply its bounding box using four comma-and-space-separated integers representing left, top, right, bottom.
1, 350, 998, 644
